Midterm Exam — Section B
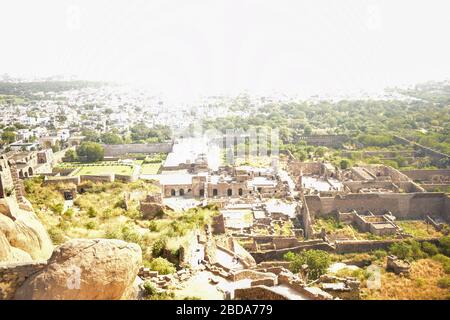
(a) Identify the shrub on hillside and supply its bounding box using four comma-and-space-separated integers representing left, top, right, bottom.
85, 221, 97, 230
152, 238, 167, 257
148, 257, 176, 275
143, 281, 157, 296
335, 268, 372, 282
437, 277, 450, 289
50, 203, 64, 215
114, 198, 127, 209
432, 254, 450, 274
421, 242, 439, 256
48, 227, 65, 244
389, 240, 427, 261
64, 208, 74, 218
284, 249, 331, 280
439, 236, 450, 256
87, 207, 97, 217
373, 249, 388, 260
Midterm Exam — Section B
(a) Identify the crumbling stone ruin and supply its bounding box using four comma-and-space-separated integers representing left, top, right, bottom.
139, 193, 166, 219
317, 274, 361, 300
337, 210, 400, 236
386, 255, 411, 275
161, 160, 291, 199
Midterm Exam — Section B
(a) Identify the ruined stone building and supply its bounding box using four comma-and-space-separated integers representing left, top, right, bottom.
161, 164, 289, 199
2, 149, 54, 179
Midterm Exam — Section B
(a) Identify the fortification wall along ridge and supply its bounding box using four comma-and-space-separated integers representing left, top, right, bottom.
304, 192, 448, 219
400, 169, 450, 181
103, 143, 173, 157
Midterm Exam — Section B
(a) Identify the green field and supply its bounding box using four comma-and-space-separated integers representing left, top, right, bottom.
74, 165, 133, 176
0, 94, 27, 105
140, 163, 161, 175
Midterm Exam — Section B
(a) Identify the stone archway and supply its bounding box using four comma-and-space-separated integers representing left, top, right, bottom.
171, 189, 176, 196
28, 167, 33, 177
179, 189, 185, 196
227, 188, 232, 196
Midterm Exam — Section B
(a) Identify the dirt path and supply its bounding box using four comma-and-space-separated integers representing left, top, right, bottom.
215, 248, 244, 270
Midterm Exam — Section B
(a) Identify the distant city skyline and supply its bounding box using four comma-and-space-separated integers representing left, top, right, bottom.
1, 0, 450, 99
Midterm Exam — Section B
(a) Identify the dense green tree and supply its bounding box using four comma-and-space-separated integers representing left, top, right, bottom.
64, 149, 78, 162
340, 159, 350, 169
101, 132, 123, 144
77, 142, 104, 162
81, 128, 100, 142
284, 250, 331, 280
1, 131, 16, 143
303, 125, 312, 136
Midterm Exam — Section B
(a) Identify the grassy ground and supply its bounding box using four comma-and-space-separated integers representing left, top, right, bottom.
58, 159, 162, 176
0, 94, 27, 104
24, 177, 217, 265
362, 258, 449, 300
75, 165, 133, 176
314, 217, 445, 241
313, 217, 388, 240
234, 156, 272, 168
140, 163, 161, 175
57, 161, 135, 176
397, 220, 444, 238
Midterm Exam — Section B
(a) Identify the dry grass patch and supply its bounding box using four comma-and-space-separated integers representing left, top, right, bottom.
363, 258, 449, 300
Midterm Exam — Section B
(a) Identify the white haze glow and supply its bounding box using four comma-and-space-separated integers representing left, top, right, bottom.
1, 0, 450, 98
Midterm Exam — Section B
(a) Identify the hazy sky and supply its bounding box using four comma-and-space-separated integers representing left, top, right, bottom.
1, 0, 450, 97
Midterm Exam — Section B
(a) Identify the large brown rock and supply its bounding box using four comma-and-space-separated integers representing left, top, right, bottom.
0, 197, 53, 263
13, 238, 142, 300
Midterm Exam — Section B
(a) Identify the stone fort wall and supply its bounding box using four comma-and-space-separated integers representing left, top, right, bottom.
400, 169, 450, 181
393, 135, 450, 160
234, 285, 288, 300
305, 192, 448, 220
341, 150, 416, 159
103, 143, 173, 157
335, 238, 440, 254
250, 242, 335, 263
249, 238, 442, 263
343, 180, 424, 193
288, 161, 322, 176
296, 134, 348, 147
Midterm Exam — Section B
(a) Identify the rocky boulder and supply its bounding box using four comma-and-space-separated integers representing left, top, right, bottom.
14, 238, 142, 300
0, 197, 53, 263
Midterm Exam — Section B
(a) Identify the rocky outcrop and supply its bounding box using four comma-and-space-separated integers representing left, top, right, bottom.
0, 197, 53, 263
13, 238, 142, 300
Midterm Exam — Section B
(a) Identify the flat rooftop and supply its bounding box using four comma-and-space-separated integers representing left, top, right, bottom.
141, 173, 193, 185
302, 176, 343, 192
